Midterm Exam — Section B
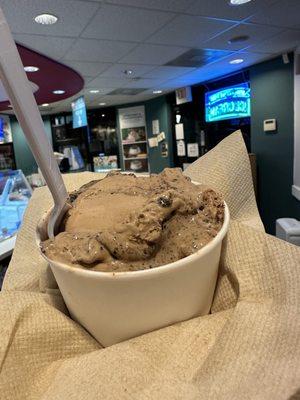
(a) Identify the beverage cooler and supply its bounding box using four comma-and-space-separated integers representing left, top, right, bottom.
0, 170, 32, 260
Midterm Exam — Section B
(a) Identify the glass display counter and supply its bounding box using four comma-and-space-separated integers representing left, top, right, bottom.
0, 170, 32, 242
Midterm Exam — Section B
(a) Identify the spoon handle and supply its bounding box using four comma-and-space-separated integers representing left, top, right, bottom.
0, 8, 68, 237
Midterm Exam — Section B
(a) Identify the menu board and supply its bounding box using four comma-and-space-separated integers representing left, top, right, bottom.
71, 96, 88, 129
118, 106, 149, 173
0, 115, 12, 143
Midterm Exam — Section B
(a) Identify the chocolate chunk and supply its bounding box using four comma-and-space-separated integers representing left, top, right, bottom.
157, 195, 172, 207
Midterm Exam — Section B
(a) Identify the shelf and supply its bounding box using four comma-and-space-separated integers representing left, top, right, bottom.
122, 141, 147, 145
67, 167, 89, 174
94, 168, 121, 173
124, 169, 149, 174
55, 138, 79, 143
124, 156, 148, 160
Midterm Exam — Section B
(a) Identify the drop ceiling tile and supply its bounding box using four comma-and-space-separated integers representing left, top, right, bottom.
186, 0, 279, 21
82, 76, 94, 84
84, 88, 117, 95
205, 22, 283, 51
105, 0, 195, 12
93, 94, 145, 106
13, 34, 75, 60
158, 79, 186, 89
109, 88, 147, 95
123, 78, 166, 88
63, 38, 136, 62
146, 15, 234, 47
250, 0, 300, 29
231, 52, 275, 66
163, 51, 273, 86
206, 51, 273, 71
81, 94, 105, 103
82, 4, 175, 42
247, 30, 300, 54
165, 48, 234, 68
86, 76, 129, 88
142, 66, 196, 79
99, 64, 155, 78
0, 0, 99, 37
64, 61, 113, 77
119, 43, 188, 65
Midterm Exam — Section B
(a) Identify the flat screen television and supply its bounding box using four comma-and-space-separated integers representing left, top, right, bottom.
0, 117, 4, 142
71, 96, 88, 129
205, 83, 251, 122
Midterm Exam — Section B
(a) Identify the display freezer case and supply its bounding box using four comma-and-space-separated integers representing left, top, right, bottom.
0, 170, 32, 242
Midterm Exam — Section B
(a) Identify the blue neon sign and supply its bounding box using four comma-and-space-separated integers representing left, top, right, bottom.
205, 83, 251, 122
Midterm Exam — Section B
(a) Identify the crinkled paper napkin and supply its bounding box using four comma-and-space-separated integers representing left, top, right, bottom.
1, 131, 300, 400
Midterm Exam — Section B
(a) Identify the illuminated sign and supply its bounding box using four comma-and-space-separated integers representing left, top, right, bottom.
72, 96, 88, 129
205, 83, 251, 122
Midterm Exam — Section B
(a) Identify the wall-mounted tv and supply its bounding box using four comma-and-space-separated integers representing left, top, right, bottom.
71, 96, 88, 129
205, 83, 251, 123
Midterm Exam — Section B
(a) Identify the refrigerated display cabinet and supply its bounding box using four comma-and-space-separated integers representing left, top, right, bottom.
0, 170, 32, 247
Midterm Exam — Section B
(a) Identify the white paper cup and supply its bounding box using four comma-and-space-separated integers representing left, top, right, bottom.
37, 186, 229, 347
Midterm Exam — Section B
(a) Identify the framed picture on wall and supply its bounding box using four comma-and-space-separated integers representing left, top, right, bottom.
118, 106, 149, 173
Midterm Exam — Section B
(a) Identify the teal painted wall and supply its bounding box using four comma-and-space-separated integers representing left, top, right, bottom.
11, 116, 52, 176
145, 96, 173, 173
117, 96, 173, 173
250, 55, 300, 234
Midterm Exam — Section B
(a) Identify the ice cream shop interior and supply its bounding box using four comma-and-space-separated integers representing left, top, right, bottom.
1, 0, 300, 276
3, 1, 300, 396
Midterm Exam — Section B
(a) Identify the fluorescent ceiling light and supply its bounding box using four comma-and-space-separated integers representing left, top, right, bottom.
230, 0, 252, 5
99, 102, 106, 106
24, 66, 39, 72
89, 89, 100, 93
229, 58, 244, 64
41, 103, 49, 107
153, 90, 162, 94
34, 13, 58, 25
53, 89, 65, 94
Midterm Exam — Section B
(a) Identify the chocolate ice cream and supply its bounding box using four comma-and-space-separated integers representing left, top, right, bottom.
41, 169, 224, 272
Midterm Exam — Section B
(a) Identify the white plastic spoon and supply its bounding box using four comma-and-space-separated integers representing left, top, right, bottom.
0, 8, 69, 239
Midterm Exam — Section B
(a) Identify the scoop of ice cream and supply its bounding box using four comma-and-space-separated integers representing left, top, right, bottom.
41, 169, 224, 272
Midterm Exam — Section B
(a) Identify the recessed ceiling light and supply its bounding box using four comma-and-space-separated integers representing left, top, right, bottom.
101, 114, 105, 117
34, 13, 58, 25
229, 0, 252, 5
153, 90, 162, 94
124, 69, 133, 75
53, 89, 65, 95
41, 103, 49, 107
24, 66, 39, 72
99, 102, 106, 106
229, 58, 244, 64
89, 89, 99, 93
